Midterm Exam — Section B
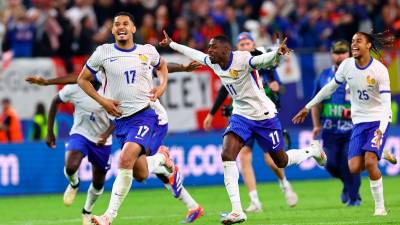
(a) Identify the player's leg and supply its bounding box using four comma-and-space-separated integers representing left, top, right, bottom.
149, 124, 203, 223
363, 124, 389, 216
63, 134, 87, 206
264, 153, 298, 207
156, 173, 203, 224
220, 132, 247, 224
82, 143, 111, 225
92, 109, 159, 225
254, 117, 326, 168
239, 143, 262, 213
82, 164, 107, 225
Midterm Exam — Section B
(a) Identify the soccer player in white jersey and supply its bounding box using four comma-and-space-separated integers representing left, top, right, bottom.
293, 32, 393, 216
203, 32, 298, 212
26, 61, 204, 223
46, 81, 113, 225
76, 12, 170, 225
160, 31, 327, 224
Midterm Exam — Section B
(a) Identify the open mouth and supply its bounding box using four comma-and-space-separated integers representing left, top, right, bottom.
117, 30, 128, 37
352, 47, 359, 54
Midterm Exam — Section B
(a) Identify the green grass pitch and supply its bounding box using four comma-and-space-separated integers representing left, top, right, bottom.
1, 176, 399, 225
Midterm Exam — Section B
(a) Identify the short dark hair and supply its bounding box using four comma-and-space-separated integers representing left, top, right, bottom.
213, 35, 231, 46
114, 11, 135, 24
2, 98, 10, 104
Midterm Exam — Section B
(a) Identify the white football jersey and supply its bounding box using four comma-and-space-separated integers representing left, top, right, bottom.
150, 100, 168, 125
335, 57, 391, 124
59, 84, 112, 145
204, 51, 277, 120
86, 43, 161, 118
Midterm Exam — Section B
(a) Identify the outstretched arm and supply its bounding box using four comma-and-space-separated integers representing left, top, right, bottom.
46, 95, 62, 148
249, 37, 291, 69
26, 74, 78, 85
160, 30, 208, 65
292, 79, 339, 124
167, 61, 202, 73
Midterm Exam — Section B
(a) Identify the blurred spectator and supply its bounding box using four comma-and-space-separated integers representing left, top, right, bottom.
0, 98, 23, 144
210, 0, 226, 26
200, 16, 223, 43
27, 1, 62, 56
155, 5, 172, 40
222, 6, 245, 46
65, 0, 97, 39
77, 15, 95, 55
172, 17, 194, 47
31, 102, 56, 141
136, 13, 158, 46
93, 0, 119, 28
54, 0, 75, 73
3, 5, 34, 57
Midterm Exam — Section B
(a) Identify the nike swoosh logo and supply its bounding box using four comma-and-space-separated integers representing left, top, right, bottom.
110, 58, 118, 62
348, 77, 353, 80
272, 144, 280, 149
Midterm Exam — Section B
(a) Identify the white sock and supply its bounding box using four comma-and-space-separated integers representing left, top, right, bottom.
84, 183, 104, 212
286, 147, 314, 166
146, 153, 166, 174
248, 190, 260, 205
105, 169, 133, 220
370, 177, 385, 210
64, 167, 79, 187
153, 165, 172, 177
176, 186, 198, 210
223, 161, 243, 212
279, 177, 291, 190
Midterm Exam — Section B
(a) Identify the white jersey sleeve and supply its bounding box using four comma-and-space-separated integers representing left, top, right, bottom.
85, 45, 104, 75
334, 58, 349, 84
248, 50, 280, 70
378, 66, 391, 92
170, 41, 208, 65
144, 44, 161, 67
58, 85, 74, 103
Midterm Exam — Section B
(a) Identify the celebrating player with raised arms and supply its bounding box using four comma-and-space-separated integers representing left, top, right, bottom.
293, 32, 394, 216
160, 31, 327, 224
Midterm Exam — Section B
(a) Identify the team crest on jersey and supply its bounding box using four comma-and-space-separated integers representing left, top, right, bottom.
229, 69, 239, 79
138, 54, 149, 65
366, 75, 376, 87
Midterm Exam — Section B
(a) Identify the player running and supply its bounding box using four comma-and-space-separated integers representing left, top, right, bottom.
46, 81, 113, 225
311, 40, 362, 206
26, 61, 204, 223
203, 32, 297, 212
293, 32, 394, 216
160, 31, 327, 224
77, 12, 170, 225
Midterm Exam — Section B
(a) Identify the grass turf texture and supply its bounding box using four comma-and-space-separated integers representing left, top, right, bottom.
1, 177, 399, 225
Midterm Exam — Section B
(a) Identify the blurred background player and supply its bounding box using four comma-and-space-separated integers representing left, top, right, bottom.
203, 32, 297, 212
161, 32, 327, 225
0, 98, 23, 143
311, 40, 362, 206
45, 81, 113, 225
293, 31, 394, 216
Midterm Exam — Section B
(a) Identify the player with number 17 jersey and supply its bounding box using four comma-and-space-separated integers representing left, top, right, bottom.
86, 43, 161, 149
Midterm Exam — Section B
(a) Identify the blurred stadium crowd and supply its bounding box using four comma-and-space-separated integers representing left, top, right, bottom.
1, 0, 400, 60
